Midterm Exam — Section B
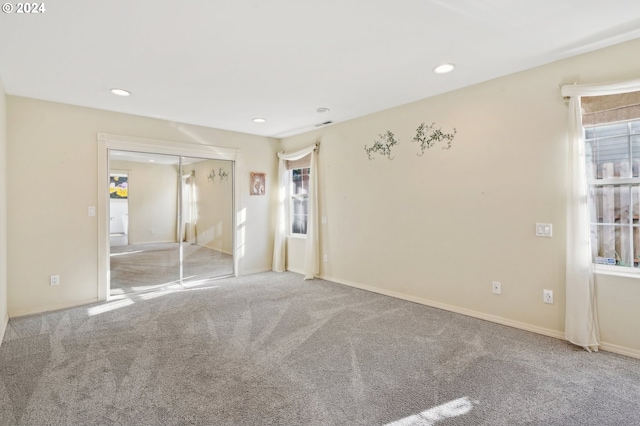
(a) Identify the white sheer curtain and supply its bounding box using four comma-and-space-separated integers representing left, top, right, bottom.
561, 79, 640, 352
272, 144, 319, 280
563, 95, 599, 352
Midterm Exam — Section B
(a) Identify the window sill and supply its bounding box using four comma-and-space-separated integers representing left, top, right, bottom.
288, 234, 307, 240
594, 264, 640, 279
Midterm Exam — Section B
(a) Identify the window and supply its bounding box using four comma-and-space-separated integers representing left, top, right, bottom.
290, 167, 310, 235
586, 118, 640, 267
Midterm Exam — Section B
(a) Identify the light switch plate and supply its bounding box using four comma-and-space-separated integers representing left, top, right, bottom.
536, 223, 553, 237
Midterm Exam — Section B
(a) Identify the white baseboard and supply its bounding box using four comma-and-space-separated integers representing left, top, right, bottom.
202, 245, 233, 256
131, 239, 176, 246
0, 313, 8, 346
9, 298, 99, 318
600, 342, 640, 360
317, 274, 640, 359
240, 266, 273, 276
318, 269, 640, 359
318, 274, 565, 340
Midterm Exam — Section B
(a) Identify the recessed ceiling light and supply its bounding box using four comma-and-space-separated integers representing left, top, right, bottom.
316, 107, 330, 113
148, 159, 155, 163
110, 88, 131, 96
253, 118, 266, 123
433, 64, 455, 74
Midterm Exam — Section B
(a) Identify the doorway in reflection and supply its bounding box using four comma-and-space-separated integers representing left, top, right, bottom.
108, 151, 234, 296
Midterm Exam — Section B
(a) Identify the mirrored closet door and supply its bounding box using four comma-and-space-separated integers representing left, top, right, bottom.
108, 150, 234, 297
180, 157, 235, 284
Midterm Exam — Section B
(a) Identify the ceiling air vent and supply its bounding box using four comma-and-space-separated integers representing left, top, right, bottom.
315, 120, 333, 127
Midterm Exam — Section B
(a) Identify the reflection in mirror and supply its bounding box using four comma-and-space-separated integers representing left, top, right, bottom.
180, 157, 234, 282
109, 150, 180, 295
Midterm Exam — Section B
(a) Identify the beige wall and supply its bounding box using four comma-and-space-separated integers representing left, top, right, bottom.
0, 78, 7, 341
186, 159, 234, 254
4, 40, 640, 355
282, 39, 640, 356
110, 160, 179, 245
7, 97, 279, 316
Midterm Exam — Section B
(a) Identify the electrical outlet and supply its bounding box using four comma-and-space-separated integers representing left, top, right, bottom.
50, 275, 60, 286
492, 281, 501, 294
543, 289, 553, 304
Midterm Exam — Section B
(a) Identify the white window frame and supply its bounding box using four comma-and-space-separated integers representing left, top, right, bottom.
289, 166, 310, 238
585, 119, 640, 276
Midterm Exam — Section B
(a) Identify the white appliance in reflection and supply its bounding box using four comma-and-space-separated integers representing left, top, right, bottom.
110, 199, 129, 235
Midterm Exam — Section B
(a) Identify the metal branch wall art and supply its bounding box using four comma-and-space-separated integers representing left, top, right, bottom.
218, 167, 229, 182
208, 167, 229, 183
364, 122, 456, 160
364, 131, 399, 160
412, 122, 456, 155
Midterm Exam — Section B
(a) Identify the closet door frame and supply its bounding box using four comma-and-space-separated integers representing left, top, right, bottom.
97, 132, 242, 301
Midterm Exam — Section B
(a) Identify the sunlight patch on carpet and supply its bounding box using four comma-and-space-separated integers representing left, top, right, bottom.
131, 280, 181, 292
110, 250, 143, 257
137, 283, 221, 300
139, 289, 174, 300
180, 285, 220, 292
87, 298, 134, 316
386, 397, 476, 426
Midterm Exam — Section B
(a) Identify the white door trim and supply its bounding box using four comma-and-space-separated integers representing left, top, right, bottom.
97, 132, 243, 301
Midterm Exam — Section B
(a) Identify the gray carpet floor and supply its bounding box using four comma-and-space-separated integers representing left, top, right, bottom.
110, 243, 234, 295
1, 271, 640, 425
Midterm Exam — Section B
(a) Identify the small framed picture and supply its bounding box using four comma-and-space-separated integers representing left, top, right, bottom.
250, 172, 266, 196
110, 175, 128, 199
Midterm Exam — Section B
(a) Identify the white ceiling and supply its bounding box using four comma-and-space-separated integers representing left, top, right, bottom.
1, 0, 639, 138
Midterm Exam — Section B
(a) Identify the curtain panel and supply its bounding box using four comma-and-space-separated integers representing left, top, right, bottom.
564, 96, 600, 352
272, 144, 320, 280
561, 79, 640, 352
